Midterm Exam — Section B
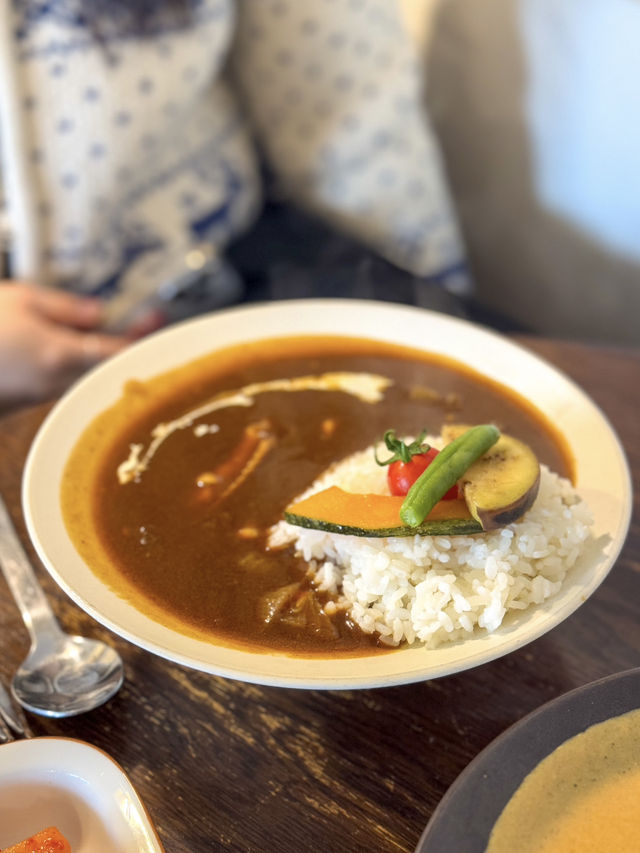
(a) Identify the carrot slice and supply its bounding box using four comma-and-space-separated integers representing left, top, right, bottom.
195, 419, 275, 503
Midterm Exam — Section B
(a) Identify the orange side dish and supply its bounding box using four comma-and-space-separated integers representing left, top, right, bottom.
1, 826, 71, 853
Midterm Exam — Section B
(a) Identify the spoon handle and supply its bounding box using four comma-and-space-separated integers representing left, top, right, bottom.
0, 679, 29, 738
0, 492, 62, 645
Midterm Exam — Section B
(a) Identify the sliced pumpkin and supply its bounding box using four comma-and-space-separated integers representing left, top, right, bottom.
284, 486, 482, 537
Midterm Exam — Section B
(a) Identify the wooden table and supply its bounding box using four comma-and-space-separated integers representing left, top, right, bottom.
0, 336, 638, 853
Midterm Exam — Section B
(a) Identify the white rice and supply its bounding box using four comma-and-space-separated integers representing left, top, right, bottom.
268, 440, 594, 649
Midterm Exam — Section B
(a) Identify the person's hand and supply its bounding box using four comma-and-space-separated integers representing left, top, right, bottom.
0, 282, 130, 406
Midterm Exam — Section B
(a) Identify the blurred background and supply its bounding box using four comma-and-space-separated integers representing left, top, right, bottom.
400, 0, 640, 344
1, 0, 638, 412
233, 0, 640, 345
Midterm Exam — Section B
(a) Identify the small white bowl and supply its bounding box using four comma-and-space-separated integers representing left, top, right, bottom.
22, 300, 632, 689
0, 737, 163, 852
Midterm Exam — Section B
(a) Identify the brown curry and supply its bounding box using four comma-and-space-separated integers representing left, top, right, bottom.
62, 335, 572, 656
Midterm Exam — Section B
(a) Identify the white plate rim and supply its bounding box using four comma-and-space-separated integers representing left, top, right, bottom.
22, 299, 633, 689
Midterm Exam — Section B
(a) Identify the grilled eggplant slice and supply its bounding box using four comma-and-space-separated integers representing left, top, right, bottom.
443, 424, 540, 530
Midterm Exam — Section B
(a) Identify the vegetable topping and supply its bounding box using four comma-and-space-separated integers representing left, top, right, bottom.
375, 429, 458, 499
283, 486, 481, 538
283, 423, 543, 537
400, 424, 501, 527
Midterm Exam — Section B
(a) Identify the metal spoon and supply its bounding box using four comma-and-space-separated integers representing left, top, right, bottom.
0, 493, 124, 718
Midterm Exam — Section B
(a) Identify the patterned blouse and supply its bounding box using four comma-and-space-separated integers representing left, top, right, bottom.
0, 0, 465, 307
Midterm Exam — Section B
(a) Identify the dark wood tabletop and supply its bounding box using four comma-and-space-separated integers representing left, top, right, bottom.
0, 335, 638, 853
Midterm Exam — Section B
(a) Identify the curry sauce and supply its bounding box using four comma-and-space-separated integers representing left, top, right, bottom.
61, 336, 572, 655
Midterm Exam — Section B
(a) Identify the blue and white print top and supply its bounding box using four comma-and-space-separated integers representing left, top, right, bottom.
0, 0, 465, 300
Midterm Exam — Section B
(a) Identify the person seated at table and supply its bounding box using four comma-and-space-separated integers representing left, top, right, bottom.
0, 282, 130, 405
0, 0, 466, 409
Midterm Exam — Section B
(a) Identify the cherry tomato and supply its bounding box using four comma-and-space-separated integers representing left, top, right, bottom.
387, 447, 459, 499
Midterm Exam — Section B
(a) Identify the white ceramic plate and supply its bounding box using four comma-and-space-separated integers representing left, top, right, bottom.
22, 300, 632, 689
0, 737, 163, 852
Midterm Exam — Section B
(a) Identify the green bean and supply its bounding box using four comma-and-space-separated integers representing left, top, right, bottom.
400, 424, 500, 527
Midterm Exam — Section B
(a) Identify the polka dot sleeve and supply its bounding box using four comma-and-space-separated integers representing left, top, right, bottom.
232, 0, 465, 279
